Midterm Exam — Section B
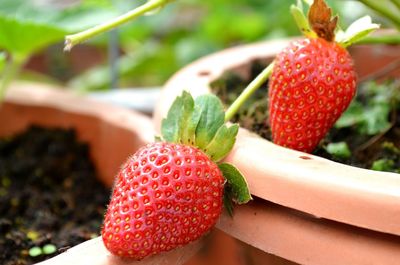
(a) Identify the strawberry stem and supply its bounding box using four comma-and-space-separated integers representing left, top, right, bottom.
0, 54, 27, 102
358, 33, 400, 45
64, 0, 173, 51
224, 61, 274, 122
392, 0, 400, 10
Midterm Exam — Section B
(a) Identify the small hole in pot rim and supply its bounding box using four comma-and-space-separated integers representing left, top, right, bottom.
299, 156, 312, 160
198, 70, 211, 76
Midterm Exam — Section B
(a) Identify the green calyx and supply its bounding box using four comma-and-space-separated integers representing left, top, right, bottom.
335, 16, 380, 47
291, 0, 379, 47
161, 91, 252, 211
161, 91, 239, 162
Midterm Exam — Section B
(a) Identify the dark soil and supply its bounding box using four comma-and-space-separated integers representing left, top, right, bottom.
0, 126, 110, 265
210, 60, 400, 172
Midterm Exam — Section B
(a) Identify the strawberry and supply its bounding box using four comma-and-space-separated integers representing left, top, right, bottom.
102, 142, 224, 259
101, 92, 251, 260
268, 37, 356, 152
268, 0, 377, 153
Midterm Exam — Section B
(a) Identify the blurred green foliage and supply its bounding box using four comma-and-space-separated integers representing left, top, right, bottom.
0, 0, 392, 90
336, 80, 400, 135
68, 0, 378, 90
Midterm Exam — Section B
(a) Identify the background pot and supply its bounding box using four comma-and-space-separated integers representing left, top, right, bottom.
154, 38, 400, 264
0, 82, 206, 265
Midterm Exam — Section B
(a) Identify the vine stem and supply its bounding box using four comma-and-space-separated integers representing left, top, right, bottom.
64, 0, 173, 51
0, 54, 27, 102
357, 33, 400, 45
358, 0, 400, 29
225, 61, 274, 122
391, 0, 400, 10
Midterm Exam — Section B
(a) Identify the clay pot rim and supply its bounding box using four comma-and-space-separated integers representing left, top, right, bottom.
4, 81, 400, 265
155, 38, 400, 236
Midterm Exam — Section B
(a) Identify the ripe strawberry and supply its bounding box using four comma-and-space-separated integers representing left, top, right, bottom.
102, 142, 224, 259
268, 37, 356, 152
101, 92, 251, 260
267, 0, 366, 153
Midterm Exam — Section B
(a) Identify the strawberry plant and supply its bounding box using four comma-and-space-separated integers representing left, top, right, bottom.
0, 0, 184, 105
98, 0, 389, 260
268, 0, 380, 153
222, 0, 380, 154
0, 16, 66, 101
0, 0, 126, 102
101, 91, 252, 259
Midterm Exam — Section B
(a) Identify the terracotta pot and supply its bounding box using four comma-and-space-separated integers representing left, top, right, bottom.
0, 82, 206, 265
154, 38, 400, 264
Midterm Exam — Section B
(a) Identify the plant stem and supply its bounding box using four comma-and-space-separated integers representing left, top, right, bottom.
64, 0, 173, 51
0, 54, 27, 102
357, 33, 400, 45
225, 62, 274, 122
358, 0, 400, 29
391, 0, 400, 10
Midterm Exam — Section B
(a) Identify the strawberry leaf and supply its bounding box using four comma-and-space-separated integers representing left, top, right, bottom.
325, 142, 351, 159
193, 95, 225, 149
335, 81, 394, 135
290, 1, 317, 38
336, 16, 380, 47
223, 186, 235, 217
371, 159, 396, 172
302, 0, 313, 5
184, 105, 202, 145
161, 91, 195, 143
205, 124, 239, 162
0, 15, 66, 58
0, 52, 5, 72
219, 163, 252, 204
162, 92, 239, 162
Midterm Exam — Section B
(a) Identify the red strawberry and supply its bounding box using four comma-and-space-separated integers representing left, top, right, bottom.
102, 141, 225, 259
268, 37, 356, 152
101, 92, 251, 260
268, 0, 358, 153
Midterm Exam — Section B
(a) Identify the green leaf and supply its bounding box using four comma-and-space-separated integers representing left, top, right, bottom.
29, 247, 42, 257
0, 0, 118, 33
160, 91, 240, 159
223, 186, 235, 217
0, 16, 66, 57
371, 159, 395, 172
193, 95, 225, 149
362, 104, 391, 135
0, 52, 6, 73
337, 102, 391, 135
205, 124, 239, 162
382, 142, 400, 155
336, 16, 380, 47
325, 142, 351, 159
185, 105, 202, 145
161, 91, 195, 143
290, 1, 317, 38
336, 81, 396, 135
335, 101, 364, 128
302, 0, 313, 6
219, 163, 252, 204
42, 244, 57, 255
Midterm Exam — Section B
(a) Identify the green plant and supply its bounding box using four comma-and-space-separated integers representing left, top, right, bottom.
221, 0, 378, 153
0, 16, 66, 101
65, 0, 175, 51
0, 0, 121, 101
